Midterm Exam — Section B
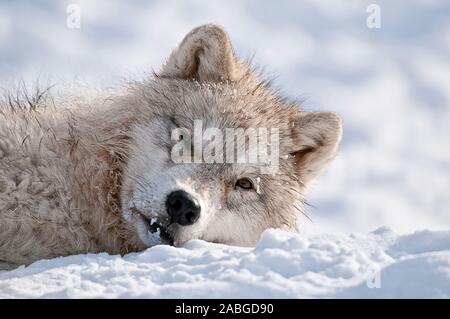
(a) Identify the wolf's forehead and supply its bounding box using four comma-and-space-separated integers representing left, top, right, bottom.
151, 82, 289, 129
164, 102, 280, 131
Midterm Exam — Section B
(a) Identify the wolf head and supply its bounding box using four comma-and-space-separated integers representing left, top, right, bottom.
119, 24, 342, 247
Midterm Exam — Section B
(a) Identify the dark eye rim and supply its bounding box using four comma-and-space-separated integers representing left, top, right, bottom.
235, 178, 254, 190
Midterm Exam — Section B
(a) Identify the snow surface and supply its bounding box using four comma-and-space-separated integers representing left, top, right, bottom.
1, 228, 449, 298
1, 0, 449, 298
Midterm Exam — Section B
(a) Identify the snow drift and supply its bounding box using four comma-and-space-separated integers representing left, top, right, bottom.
1, 228, 449, 298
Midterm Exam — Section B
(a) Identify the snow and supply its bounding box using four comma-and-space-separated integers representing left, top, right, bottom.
1, 0, 450, 298
1, 228, 449, 298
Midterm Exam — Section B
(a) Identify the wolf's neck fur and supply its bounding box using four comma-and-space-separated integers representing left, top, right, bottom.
0, 93, 144, 268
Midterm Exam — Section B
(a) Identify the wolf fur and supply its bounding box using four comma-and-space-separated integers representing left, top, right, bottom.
0, 24, 342, 269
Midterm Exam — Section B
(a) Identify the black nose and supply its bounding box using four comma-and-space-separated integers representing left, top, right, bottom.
166, 190, 201, 226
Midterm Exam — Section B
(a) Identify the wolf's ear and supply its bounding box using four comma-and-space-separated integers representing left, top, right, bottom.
159, 24, 244, 82
289, 112, 342, 186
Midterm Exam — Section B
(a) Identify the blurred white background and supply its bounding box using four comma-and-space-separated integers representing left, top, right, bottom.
1, 0, 449, 234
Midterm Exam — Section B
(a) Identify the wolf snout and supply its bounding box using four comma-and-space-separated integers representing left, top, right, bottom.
166, 190, 201, 226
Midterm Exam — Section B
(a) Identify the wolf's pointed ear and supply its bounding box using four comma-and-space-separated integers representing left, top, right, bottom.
289, 112, 342, 186
159, 24, 244, 82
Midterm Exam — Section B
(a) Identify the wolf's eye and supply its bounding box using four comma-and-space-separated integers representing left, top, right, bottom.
235, 178, 254, 190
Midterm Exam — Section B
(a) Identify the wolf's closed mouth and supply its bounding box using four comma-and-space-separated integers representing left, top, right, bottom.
146, 216, 174, 245
130, 205, 174, 245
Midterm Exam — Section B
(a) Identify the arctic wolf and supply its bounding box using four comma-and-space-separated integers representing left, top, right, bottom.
0, 24, 342, 269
